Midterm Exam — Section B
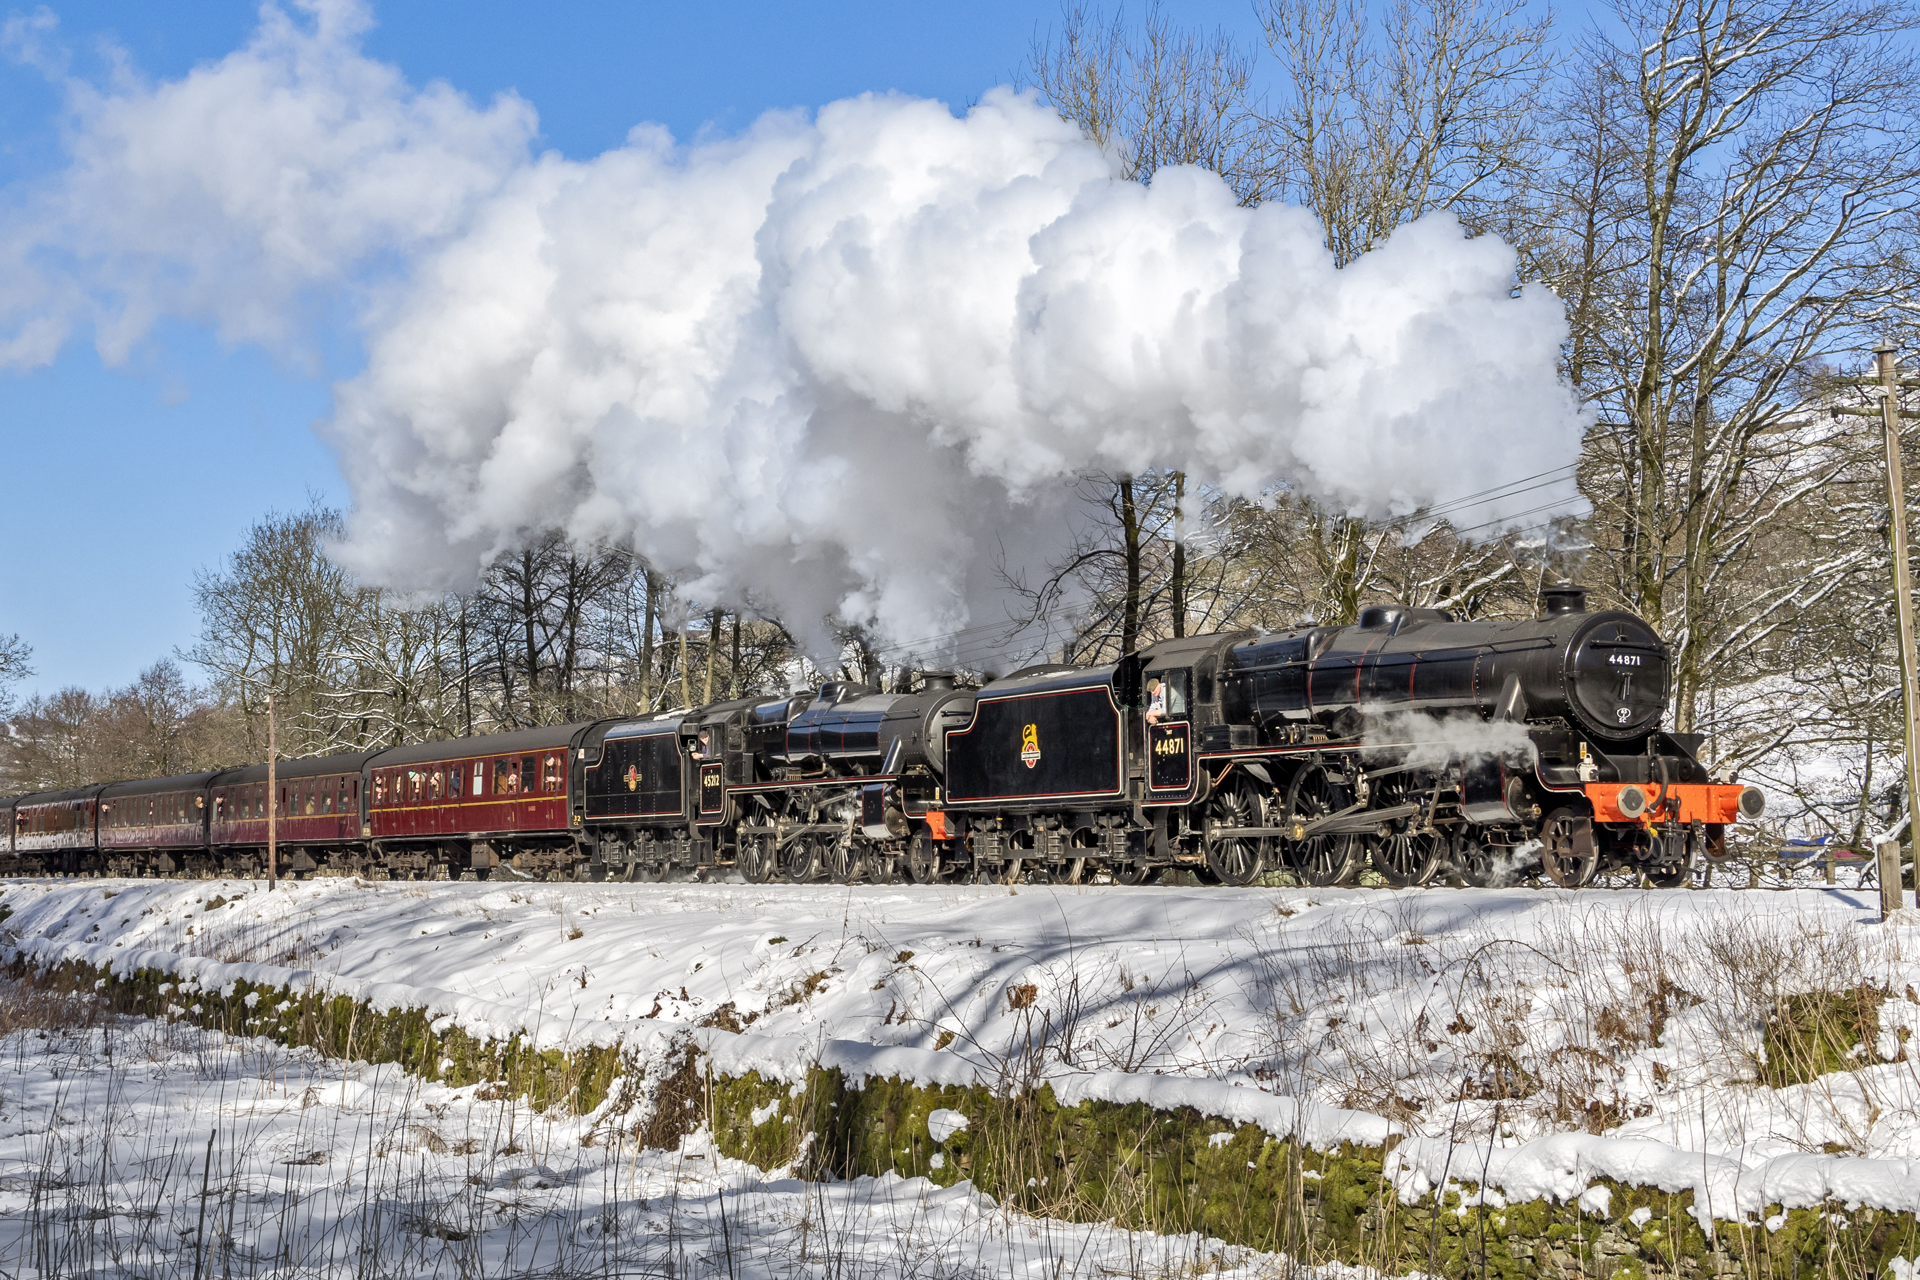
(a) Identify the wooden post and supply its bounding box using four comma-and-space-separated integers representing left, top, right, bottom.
1879, 838, 1905, 920
1876, 341, 1920, 879
267, 691, 277, 891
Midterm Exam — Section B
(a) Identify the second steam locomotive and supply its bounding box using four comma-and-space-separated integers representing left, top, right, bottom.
5, 587, 1762, 889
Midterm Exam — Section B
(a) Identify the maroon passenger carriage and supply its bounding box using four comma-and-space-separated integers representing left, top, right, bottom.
208, 751, 379, 877
98, 773, 218, 876
365, 724, 597, 880
11, 785, 105, 874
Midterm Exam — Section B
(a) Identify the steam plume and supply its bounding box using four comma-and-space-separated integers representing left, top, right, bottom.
2, 1, 1587, 657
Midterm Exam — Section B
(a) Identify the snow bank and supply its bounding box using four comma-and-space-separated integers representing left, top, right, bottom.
6, 875, 1920, 1223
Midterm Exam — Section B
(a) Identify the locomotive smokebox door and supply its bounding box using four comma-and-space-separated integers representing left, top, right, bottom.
698, 763, 725, 818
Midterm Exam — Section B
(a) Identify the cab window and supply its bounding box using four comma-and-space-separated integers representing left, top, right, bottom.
1161, 670, 1190, 719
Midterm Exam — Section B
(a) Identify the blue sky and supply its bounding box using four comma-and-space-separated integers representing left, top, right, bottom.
0, 0, 1569, 698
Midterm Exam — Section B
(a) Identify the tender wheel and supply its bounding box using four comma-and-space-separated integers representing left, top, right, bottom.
1112, 859, 1162, 886
907, 833, 943, 884
1285, 764, 1362, 887
1205, 780, 1270, 886
1059, 856, 1087, 885
1539, 808, 1599, 888
997, 857, 1025, 885
781, 836, 820, 884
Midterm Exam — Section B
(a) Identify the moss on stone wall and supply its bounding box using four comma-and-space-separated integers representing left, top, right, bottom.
15, 954, 1920, 1277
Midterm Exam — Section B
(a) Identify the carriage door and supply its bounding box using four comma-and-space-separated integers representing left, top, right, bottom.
1146, 668, 1195, 798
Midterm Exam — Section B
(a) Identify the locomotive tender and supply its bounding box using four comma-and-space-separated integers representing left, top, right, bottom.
3, 587, 1761, 889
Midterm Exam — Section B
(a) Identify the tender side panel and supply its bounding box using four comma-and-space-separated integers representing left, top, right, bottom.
943, 686, 1123, 805
586, 730, 686, 821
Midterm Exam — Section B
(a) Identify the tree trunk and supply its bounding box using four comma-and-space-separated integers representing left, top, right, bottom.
1170, 471, 1187, 639
704, 607, 722, 704
730, 613, 742, 698
1120, 475, 1142, 655
640, 570, 658, 712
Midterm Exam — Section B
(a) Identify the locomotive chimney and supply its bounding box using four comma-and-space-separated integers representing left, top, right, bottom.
1539, 585, 1588, 616
918, 670, 955, 691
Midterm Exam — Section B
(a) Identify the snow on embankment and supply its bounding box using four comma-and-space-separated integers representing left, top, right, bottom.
5, 875, 1920, 1227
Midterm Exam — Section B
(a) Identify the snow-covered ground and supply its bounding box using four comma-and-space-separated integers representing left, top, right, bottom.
0, 1006, 1328, 1278
5, 875, 1920, 1252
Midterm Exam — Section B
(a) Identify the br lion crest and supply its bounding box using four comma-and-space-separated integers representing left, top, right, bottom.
1020, 723, 1041, 769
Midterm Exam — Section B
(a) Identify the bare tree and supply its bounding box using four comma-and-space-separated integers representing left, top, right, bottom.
0, 633, 30, 722
1258, 0, 1553, 265
1564, 0, 1920, 731
185, 504, 361, 755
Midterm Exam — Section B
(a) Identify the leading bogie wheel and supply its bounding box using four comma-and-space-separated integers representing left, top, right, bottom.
1538, 808, 1599, 888
907, 832, 943, 884
1451, 833, 1501, 888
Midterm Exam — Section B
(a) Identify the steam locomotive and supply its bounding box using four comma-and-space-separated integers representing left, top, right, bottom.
3, 587, 1761, 888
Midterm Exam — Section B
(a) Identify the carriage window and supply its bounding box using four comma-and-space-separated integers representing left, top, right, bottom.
374, 773, 388, 806
449, 766, 462, 799
543, 754, 562, 793
322, 780, 334, 814
429, 768, 444, 801
522, 757, 537, 794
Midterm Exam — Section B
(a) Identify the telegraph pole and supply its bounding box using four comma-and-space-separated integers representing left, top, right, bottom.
267, 690, 278, 891
1877, 340, 1920, 870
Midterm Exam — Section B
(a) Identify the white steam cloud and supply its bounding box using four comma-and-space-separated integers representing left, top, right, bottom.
1361, 708, 1535, 770
2, 0, 1586, 657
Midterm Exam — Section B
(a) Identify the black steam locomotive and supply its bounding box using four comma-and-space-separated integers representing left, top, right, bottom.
5, 587, 1760, 888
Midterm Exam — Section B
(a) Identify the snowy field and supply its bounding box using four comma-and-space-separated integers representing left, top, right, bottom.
3, 876, 1920, 1274
0, 1001, 1322, 1279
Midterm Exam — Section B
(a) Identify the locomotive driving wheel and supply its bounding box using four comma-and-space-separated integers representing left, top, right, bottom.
1205, 779, 1271, 886
1285, 763, 1362, 887
781, 835, 821, 884
826, 837, 869, 884
1370, 776, 1445, 888
1538, 808, 1599, 888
